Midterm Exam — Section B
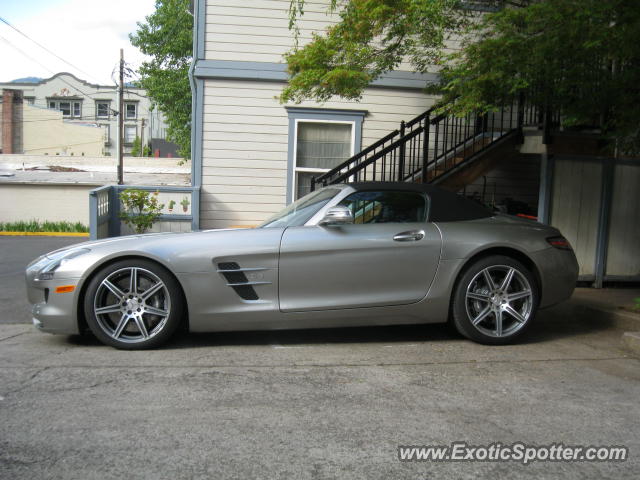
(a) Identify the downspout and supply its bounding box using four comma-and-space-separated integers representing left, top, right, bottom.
188, 0, 202, 230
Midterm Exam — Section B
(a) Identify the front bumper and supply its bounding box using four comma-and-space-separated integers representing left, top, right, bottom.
531, 247, 579, 308
25, 265, 81, 335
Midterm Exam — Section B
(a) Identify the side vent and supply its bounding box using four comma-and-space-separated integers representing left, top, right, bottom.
216, 262, 271, 301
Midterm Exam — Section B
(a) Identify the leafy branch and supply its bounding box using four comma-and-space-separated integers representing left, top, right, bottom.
119, 189, 164, 234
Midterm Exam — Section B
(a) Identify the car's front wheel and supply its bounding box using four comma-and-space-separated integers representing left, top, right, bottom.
84, 259, 184, 349
451, 255, 538, 345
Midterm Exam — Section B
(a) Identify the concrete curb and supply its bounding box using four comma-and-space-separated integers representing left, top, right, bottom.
576, 304, 640, 357
0, 232, 89, 237
577, 304, 640, 331
622, 332, 640, 357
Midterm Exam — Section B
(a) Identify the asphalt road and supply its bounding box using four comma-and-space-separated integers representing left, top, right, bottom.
1, 304, 639, 479
0, 236, 85, 324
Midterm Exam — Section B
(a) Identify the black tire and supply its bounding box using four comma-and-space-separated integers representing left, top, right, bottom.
451, 255, 538, 345
83, 259, 184, 349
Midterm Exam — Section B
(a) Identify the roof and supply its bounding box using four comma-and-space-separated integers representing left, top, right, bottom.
2, 72, 144, 90
344, 181, 494, 222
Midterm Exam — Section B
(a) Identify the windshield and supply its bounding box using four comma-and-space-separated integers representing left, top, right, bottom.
260, 188, 340, 228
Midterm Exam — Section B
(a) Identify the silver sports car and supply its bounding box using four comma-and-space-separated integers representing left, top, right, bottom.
26, 182, 578, 349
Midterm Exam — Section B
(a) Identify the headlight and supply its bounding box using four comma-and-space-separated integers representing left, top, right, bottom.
36, 248, 91, 281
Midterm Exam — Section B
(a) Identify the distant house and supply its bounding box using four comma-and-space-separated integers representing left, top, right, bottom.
1, 88, 103, 156
0, 72, 170, 156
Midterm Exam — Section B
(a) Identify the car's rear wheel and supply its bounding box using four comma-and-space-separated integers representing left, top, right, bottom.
451, 255, 538, 345
84, 259, 184, 349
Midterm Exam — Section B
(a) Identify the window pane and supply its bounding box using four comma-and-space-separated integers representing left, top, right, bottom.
73, 102, 81, 117
261, 188, 339, 228
339, 191, 427, 223
59, 102, 71, 116
124, 126, 136, 143
49, 101, 56, 109
126, 104, 136, 118
296, 122, 351, 169
97, 103, 109, 117
296, 171, 321, 200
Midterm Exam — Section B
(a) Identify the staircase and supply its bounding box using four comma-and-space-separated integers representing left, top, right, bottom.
311, 96, 547, 193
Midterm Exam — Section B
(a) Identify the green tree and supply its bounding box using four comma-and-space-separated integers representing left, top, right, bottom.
130, 136, 142, 157
130, 0, 193, 159
284, 0, 640, 153
281, 0, 468, 103
130, 137, 151, 157
437, 0, 640, 153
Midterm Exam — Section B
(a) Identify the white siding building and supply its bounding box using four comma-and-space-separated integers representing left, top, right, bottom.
0, 73, 168, 156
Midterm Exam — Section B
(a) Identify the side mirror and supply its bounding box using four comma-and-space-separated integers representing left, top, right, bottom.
318, 206, 354, 227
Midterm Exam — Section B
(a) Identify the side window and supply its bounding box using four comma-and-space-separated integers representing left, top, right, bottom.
339, 191, 427, 224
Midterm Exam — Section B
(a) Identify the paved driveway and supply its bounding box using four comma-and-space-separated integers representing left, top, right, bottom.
0, 236, 85, 324
1, 305, 638, 479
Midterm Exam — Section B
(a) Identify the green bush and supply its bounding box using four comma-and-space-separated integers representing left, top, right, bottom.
131, 137, 152, 157
0, 220, 89, 232
119, 189, 164, 234
130, 136, 142, 157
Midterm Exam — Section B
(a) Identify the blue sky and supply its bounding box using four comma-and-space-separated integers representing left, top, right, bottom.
0, 0, 156, 84
2, 0, 65, 21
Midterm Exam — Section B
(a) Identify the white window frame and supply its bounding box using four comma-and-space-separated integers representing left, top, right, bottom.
125, 102, 137, 119
96, 102, 110, 119
59, 101, 71, 117
48, 99, 82, 118
124, 125, 137, 144
291, 118, 356, 203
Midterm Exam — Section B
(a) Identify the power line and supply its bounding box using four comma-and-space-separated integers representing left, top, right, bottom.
0, 34, 135, 108
4, 117, 108, 124
0, 15, 103, 85
17, 139, 106, 150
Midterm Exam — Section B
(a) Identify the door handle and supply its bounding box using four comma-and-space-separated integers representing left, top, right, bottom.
393, 230, 425, 242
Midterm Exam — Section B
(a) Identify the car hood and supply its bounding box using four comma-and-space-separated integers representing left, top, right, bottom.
39, 232, 177, 258
29, 227, 287, 278
57, 228, 254, 252
34, 228, 245, 264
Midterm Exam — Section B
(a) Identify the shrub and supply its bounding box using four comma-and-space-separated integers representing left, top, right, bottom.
119, 189, 164, 234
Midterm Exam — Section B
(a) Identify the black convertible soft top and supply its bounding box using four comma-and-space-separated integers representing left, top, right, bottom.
347, 182, 494, 222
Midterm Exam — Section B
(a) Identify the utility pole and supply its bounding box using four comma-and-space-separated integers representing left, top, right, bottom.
140, 118, 146, 157
117, 48, 124, 184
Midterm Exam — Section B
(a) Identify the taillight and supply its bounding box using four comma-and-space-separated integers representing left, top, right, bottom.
547, 236, 572, 250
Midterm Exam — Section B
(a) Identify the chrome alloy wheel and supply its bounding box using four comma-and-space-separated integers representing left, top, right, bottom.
465, 265, 533, 338
93, 267, 171, 344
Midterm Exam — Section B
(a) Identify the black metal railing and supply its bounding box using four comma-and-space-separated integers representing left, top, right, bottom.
311, 95, 546, 191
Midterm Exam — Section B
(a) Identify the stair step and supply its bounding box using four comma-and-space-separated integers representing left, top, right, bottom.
426, 167, 447, 181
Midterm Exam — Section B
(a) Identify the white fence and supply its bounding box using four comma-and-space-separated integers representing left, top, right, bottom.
0, 155, 191, 226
